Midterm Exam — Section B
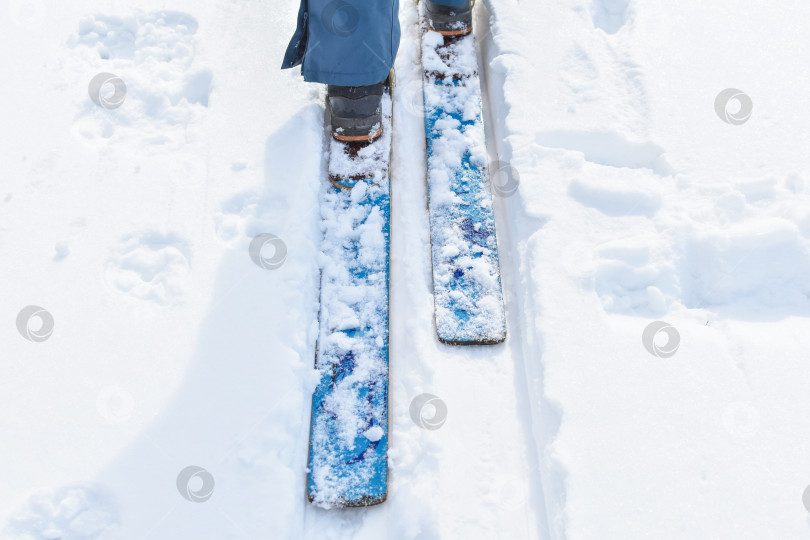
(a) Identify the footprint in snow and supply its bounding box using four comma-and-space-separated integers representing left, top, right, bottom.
53, 218, 88, 262
590, 0, 632, 34
681, 221, 810, 315
537, 130, 670, 176
4, 484, 120, 540
71, 11, 213, 147
591, 236, 677, 315
105, 231, 191, 306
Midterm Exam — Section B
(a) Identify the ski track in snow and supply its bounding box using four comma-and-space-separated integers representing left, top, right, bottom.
4, 0, 810, 538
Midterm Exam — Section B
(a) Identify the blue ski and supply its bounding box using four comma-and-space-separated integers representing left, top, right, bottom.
306, 81, 392, 507
419, 8, 507, 345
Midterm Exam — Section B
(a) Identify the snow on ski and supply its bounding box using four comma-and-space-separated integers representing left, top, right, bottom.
306, 82, 393, 507
419, 6, 507, 345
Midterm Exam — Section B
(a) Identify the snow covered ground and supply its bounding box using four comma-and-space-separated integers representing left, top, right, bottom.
3, 0, 810, 538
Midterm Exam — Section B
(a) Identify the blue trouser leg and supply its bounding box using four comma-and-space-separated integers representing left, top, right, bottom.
282, 0, 400, 86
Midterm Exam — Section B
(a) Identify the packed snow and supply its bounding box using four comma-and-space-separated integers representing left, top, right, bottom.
3, 0, 810, 538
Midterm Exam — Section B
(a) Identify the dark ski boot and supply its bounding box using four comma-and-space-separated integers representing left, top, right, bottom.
424, 0, 473, 36
327, 81, 385, 142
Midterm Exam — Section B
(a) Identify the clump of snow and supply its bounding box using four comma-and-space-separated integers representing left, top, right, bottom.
420, 24, 478, 80
364, 425, 384, 442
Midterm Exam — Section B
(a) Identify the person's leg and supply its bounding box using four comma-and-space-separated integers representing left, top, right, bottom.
424, 0, 472, 36
282, 0, 399, 140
